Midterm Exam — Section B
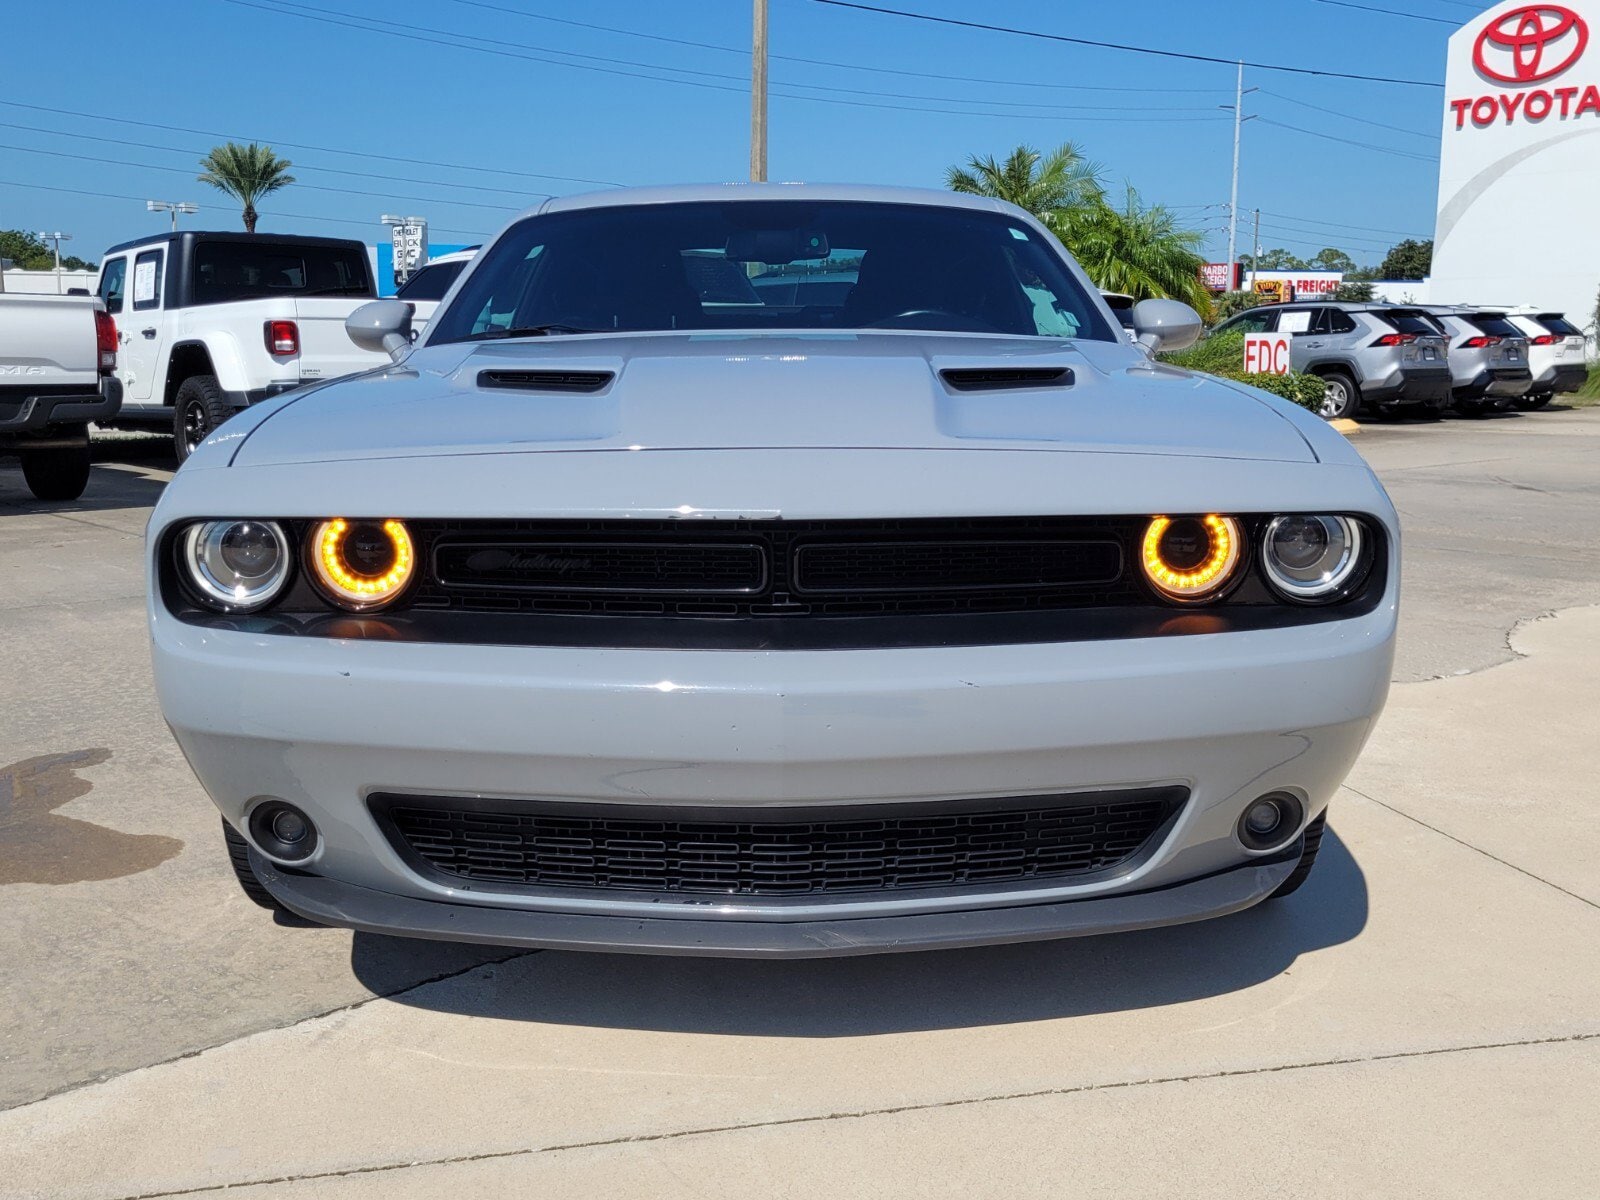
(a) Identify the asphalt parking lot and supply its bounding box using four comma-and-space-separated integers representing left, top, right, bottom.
2, 407, 1598, 1198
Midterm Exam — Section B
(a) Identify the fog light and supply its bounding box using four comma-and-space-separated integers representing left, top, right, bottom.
248, 801, 319, 864
1237, 793, 1304, 852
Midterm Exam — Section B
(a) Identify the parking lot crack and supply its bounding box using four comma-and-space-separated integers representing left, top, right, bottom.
103, 1030, 1600, 1199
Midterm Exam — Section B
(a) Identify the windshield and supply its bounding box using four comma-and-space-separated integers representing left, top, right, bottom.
396, 259, 469, 302
190, 241, 374, 306
426, 201, 1116, 344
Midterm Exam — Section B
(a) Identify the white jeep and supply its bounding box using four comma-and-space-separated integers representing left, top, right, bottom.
95, 232, 390, 459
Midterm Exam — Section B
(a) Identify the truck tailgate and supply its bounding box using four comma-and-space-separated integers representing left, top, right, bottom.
290, 298, 391, 382
0, 294, 102, 389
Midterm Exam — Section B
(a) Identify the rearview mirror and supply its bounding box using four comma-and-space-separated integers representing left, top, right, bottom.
1131, 299, 1203, 352
725, 229, 830, 264
346, 300, 415, 362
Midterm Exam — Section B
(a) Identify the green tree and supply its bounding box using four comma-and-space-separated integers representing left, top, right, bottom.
1255, 248, 1310, 270
1377, 238, 1432, 281
1061, 186, 1211, 315
1334, 281, 1376, 302
946, 143, 1104, 239
1310, 247, 1356, 273
0, 230, 94, 272
197, 142, 295, 233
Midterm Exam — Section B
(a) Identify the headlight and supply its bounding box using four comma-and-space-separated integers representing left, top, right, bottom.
1261, 515, 1365, 602
307, 517, 415, 610
1140, 514, 1243, 603
181, 520, 292, 612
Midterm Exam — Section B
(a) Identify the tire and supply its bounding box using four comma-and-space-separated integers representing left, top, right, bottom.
221, 818, 289, 911
1316, 372, 1360, 421
173, 375, 233, 463
1514, 393, 1552, 411
1268, 812, 1327, 900
19, 440, 91, 501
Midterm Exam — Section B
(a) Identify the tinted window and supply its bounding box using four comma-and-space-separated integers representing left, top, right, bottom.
1377, 309, 1441, 336
428, 201, 1116, 343
190, 241, 373, 306
1536, 314, 1582, 337
98, 257, 127, 315
395, 259, 467, 302
1468, 313, 1522, 338
132, 249, 163, 311
1219, 310, 1274, 335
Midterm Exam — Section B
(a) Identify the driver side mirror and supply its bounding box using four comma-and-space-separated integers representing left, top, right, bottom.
1131, 299, 1203, 352
346, 300, 415, 363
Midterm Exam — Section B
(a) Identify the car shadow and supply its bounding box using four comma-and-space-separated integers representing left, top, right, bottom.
0, 436, 173, 514
348, 829, 1367, 1035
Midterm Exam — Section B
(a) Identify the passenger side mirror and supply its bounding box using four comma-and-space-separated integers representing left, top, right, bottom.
1131, 299, 1203, 352
346, 300, 415, 362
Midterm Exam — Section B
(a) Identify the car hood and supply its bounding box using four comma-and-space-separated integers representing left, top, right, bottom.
230, 332, 1316, 467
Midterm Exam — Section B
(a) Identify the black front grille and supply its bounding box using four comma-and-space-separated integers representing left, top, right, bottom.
412, 517, 1144, 618
373, 788, 1184, 899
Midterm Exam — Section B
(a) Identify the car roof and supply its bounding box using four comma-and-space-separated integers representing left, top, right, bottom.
100, 230, 369, 257
527, 182, 1023, 221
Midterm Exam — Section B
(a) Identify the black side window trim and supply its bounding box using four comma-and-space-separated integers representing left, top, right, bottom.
98, 256, 128, 315
132, 249, 163, 312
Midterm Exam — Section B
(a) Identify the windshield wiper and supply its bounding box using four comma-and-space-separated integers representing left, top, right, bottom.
463, 323, 599, 340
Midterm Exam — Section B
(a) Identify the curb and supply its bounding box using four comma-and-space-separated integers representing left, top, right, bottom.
1329, 418, 1362, 436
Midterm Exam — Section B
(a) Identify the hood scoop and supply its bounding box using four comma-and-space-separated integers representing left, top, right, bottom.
477, 368, 615, 394
939, 366, 1074, 392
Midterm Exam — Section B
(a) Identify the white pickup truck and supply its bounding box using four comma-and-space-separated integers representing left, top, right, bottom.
94, 231, 391, 460
0, 292, 121, 499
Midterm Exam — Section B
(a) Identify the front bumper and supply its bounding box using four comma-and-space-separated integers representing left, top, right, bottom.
0, 377, 122, 447
155, 595, 1394, 952
250, 844, 1300, 958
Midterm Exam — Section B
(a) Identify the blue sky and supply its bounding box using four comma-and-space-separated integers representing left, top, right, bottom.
1, 0, 1472, 268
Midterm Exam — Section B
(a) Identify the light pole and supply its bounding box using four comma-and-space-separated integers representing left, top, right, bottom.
147, 200, 199, 231
751, 0, 768, 182
1220, 62, 1257, 284
38, 231, 71, 293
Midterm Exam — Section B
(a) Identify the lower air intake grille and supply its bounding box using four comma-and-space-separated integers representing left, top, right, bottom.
373, 788, 1184, 898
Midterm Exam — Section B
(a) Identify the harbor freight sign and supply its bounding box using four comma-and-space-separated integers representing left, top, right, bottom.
1432, 2, 1600, 329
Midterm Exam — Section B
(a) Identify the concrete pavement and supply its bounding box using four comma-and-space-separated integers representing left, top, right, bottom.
1, 410, 1597, 1197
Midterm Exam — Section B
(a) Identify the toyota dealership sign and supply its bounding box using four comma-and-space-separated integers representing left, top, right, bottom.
1432, 2, 1600, 333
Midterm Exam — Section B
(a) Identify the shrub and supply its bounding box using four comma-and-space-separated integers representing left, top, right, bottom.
1159, 330, 1328, 414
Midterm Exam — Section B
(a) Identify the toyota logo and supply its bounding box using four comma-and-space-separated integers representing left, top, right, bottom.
1474, 5, 1589, 85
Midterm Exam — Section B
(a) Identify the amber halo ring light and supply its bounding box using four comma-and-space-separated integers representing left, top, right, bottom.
1140, 514, 1244, 603
307, 518, 416, 611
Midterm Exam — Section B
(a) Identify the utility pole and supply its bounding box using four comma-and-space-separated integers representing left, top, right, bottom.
38, 231, 71, 293
1222, 62, 1256, 283
751, 0, 768, 182
1250, 207, 1261, 288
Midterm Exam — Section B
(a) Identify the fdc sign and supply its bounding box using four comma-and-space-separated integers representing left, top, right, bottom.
1432, 2, 1600, 332
1244, 333, 1293, 376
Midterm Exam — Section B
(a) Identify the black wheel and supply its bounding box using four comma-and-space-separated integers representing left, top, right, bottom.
1454, 396, 1490, 418
1268, 812, 1327, 900
1514, 393, 1552, 411
173, 375, 233, 463
1316, 372, 1360, 421
221, 818, 289, 911
19, 440, 92, 501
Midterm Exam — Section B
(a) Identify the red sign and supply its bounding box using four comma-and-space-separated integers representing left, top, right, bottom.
1200, 262, 1240, 292
1244, 333, 1292, 376
1473, 5, 1588, 84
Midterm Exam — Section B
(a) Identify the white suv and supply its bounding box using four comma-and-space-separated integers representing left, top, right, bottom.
95, 232, 391, 459
1503, 310, 1588, 409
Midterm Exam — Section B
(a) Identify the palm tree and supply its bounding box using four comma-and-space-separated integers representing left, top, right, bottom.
1061, 186, 1212, 317
197, 143, 296, 233
946, 144, 1104, 238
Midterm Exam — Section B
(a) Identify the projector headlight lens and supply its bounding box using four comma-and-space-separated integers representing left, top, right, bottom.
1262, 515, 1365, 602
181, 520, 292, 611
1140, 514, 1243, 603
308, 517, 415, 611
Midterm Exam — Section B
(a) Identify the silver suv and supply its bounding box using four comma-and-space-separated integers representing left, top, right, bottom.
1416, 307, 1533, 417
1211, 302, 1451, 421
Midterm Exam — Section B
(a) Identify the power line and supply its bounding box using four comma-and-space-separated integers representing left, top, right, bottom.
0, 177, 490, 239
1307, 0, 1456, 25
0, 97, 625, 188
1256, 209, 1431, 238
440, 0, 1229, 95
806, 0, 1444, 88
1257, 117, 1438, 161
231, 0, 1232, 122
1258, 88, 1435, 140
